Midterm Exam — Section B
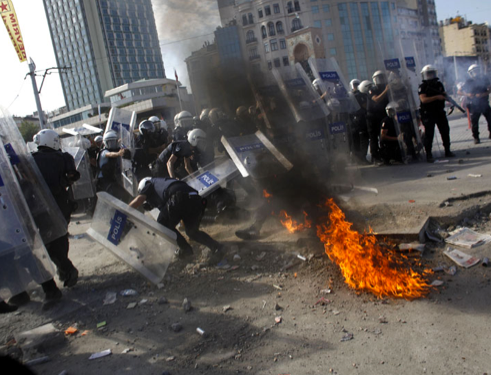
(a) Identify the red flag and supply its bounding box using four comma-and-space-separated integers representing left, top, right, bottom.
174, 69, 178, 82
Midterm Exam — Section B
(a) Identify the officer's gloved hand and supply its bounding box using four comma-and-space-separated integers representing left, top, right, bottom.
67, 171, 81, 183
142, 202, 154, 211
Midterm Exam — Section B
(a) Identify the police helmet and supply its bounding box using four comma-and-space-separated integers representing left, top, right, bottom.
160, 120, 168, 131
359, 80, 373, 94
103, 130, 119, 150
248, 106, 256, 116
148, 115, 161, 131
327, 98, 341, 112
33, 129, 61, 151
385, 102, 398, 118
139, 120, 156, 137
312, 78, 324, 91
138, 177, 152, 195
208, 108, 226, 126
200, 108, 211, 122
468, 64, 480, 78
176, 111, 193, 129
372, 70, 387, 86
94, 135, 103, 145
173, 114, 179, 126
236, 106, 249, 119
350, 79, 361, 92
421, 65, 438, 81
187, 128, 207, 148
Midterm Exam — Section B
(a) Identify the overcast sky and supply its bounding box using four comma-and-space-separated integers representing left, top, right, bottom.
0, 0, 490, 117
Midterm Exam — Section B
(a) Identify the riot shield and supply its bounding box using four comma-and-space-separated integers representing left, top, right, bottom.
221, 130, 293, 180
105, 108, 138, 197
87, 192, 178, 285
0, 110, 68, 244
64, 146, 96, 201
0, 138, 55, 301
63, 124, 102, 137
182, 155, 240, 197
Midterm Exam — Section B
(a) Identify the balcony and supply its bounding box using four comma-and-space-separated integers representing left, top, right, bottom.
249, 55, 260, 61
246, 37, 258, 44
291, 26, 303, 32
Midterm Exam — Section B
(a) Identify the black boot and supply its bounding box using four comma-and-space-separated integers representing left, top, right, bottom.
8, 291, 30, 307
0, 301, 18, 314
63, 268, 79, 288
426, 152, 434, 163
445, 149, 455, 157
235, 225, 260, 240
41, 279, 62, 310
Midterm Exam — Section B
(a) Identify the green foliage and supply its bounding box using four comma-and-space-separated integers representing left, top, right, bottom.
19, 121, 40, 143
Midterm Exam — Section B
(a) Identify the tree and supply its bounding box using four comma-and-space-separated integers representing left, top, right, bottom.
19, 121, 40, 143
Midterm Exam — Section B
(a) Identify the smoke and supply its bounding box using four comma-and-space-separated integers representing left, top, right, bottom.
151, 0, 221, 92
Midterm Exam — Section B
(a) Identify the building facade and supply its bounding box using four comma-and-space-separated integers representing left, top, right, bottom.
218, 0, 442, 81
43, 0, 165, 111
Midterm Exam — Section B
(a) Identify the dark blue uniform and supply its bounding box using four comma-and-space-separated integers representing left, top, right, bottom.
462, 76, 491, 141
154, 141, 193, 178
367, 85, 389, 160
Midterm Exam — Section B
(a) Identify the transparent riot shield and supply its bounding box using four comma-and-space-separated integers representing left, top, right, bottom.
105, 108, 138, 196
87, 192, 178, 285
0, 138, 55, 301
63, 146, 96, 201
308, 57, 360, 165
63, 124, 103, 137
182, 156, 240, 197
0, 110, 68, 244
221, 130, 293, 180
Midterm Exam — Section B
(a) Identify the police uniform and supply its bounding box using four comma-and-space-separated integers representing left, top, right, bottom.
141, 178, 221, 257
154, 141, 193, 178
462, 76, 491, 141
367, 85, 389, 160
33, 147, 80, 287
419, 78, 451, 156
351, 90, 370, 162
380, 116, 402, 164
134, 130, 168, 180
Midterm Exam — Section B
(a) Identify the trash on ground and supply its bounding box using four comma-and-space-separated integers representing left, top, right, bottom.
315, 297, 331, 306
432, 266, 445, 272
275, 302, 283, 311
139, 299, 148, 305
196, 327, 207, 336
482, 257, 489, 267
89, 349, 112, 360
378, 316, 388, 324
233, 254, 241, 262
425, 219, 446, 242
444, 266, 457, 276
275, 316, 282, 324
72, 234, 85, 240
444, 247, 481, 268
409, 200, 416, 203
166, 356, 176, 362
64, 327, 78, 335
158, 297, 168, 305
122, 348, 133, 354
398, 243, 426, 253
340, 333, 354, 342
81, 330, 89, 336
273, 284, 283, 290
468, 174, 482, 178
332, 310, 340, 316
297, 255, 307, 262
434, 160, 449, 164
103, 292, 117, 305
120, 289, 138, 297
24, 356, 50, 366
127, 302, 137, 309
96, 321, 107, 329
256, 251, 266, 261
320, 289, 332, 294
171, 323, 183, 332
182, 298, 192, 312
445, 228, 491, 248
223, 305, 232, 313
431, 280, 444, 287
447, 176, 457, 180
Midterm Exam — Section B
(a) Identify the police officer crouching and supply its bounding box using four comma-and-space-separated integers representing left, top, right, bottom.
380, 103, 404, 165
419, 65, 455, 162
129, 177, 224, 263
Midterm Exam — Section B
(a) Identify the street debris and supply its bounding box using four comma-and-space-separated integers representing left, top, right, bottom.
233, 254, 241, 262
297, 255, 307, 262
320, 289, 332, 294
341, 333, 354, 342
447, 176, 457, 181
332, 310, 341, 316
196, 327, 207, 337
89, 349, 112, 360
182, 298, 192, 312
444, 266, 457, 276
378, 316, 388, 324
122, 348, 133, 354
398, 243, 425, 253
482, 257, 489, 267
120, 289, 138, 297
158, 297, 168, 305
431, 280, 444, 287
64, 327, 78, 335
166, 356, 176, 362
96, 321, 107, 329
139, 299, 148, 305
468, 174, 482, 178
275, 316, 282, 324
434, 160, 449, 164
81, 330, 89, 336
274, 302, 283, 311
171, 323, 183, 332
25, 356, 50, 367
409, 200, 416, 203
444, 248, 481, 268
273, 284, 283, 290
103, 292, 117, 305
223, 305, 232, 313
127, 302, 137, 309
445, 228, 491, 248
315, 297, 331, 306
256, 251, 266, 261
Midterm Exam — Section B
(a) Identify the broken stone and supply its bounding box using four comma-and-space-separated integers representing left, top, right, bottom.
182, 298, 192, 312
274, 303, 283, 311
233, 254, 241, 262
166, 356, 176, 362
379, 316, 388, 324
275, 316, 282, 324
171, 323, 183, 333
15, 323, 64, 352
341, 333, 354, 342
223, 305, 232, 313
158, 297, 168, 305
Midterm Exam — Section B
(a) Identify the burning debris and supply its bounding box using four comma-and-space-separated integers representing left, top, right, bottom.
278, 210, 312, 234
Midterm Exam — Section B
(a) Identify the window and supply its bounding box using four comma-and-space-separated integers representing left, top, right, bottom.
276, 21, 284, 33
324, 19, 332, 26
274, 58, 281, 68
271, 39, 278, 51
265, 5, 271, 16
268, 61, 272, 70
249, 47, 258, 58
330, 47, 336, 55
287, 1, 293, 13
264, 42, 270, 52
314, 20, 322, 28
248, 13, 253, 24
261, 26, 267, 38
294, 1, 300, 11
274, 3, 280, 13
280, 38, 286, 49
258, 9, 263, 18
246, 30, 256, 43
292, 18, 302, 31
283, 56, 289, 66
242, 14, 248, 26
323, 4, 330, 12
312, 5, 319, 14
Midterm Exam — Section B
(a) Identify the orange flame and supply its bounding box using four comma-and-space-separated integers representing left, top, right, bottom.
263, 189, 273, 198
279, 210, 312, 234
316, 199, 432, 299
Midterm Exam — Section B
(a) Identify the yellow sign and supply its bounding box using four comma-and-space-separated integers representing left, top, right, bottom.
1, 0, 26, 62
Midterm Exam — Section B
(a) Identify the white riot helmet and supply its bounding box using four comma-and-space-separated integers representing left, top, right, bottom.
385, 101, 398, 118
173, 114, 179, 126
421, 65, 438, 81
103, 130, 119, 150
138, 120, 156, 137
33, 129, 61, 151
312, 78, 324, 92
160, 120, 168, 131
148, 116, 161, 131
327, 98, 341, 112
468, 64, 481, 78
176, 111, 193, 129
94, 135, 103, 145
350, 79, 361, 92
187, 128, 207, 148
200, 108, 211, 122
372, 70, 387, 86
208, 108, 226, 126
359, 80, 374, 94
138, 177, 152, 195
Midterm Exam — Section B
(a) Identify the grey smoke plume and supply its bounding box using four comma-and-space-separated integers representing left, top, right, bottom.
151, 0, 221, 92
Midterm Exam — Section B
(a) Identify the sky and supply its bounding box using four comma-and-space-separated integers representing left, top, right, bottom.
0, 0, 490, 117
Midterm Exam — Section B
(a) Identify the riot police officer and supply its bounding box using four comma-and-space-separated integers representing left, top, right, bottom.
419, 65, 455, 161
32, 129, 81, 289
367, 71, 390, 163
173, 111, 195, 141
380, 103, 404, 165
129, 177, 224, 262
148, 115, 170, 147
458, 64, 491, 144
96, 130, 127, 200
350, 79, 370, 163
134, 120, 168, 180
88, 135, 103, 177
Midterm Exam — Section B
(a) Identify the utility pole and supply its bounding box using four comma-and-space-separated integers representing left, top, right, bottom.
27, 58, 46, 129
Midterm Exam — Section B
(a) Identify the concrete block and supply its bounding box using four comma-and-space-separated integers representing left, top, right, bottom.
15, 323, 65, 351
